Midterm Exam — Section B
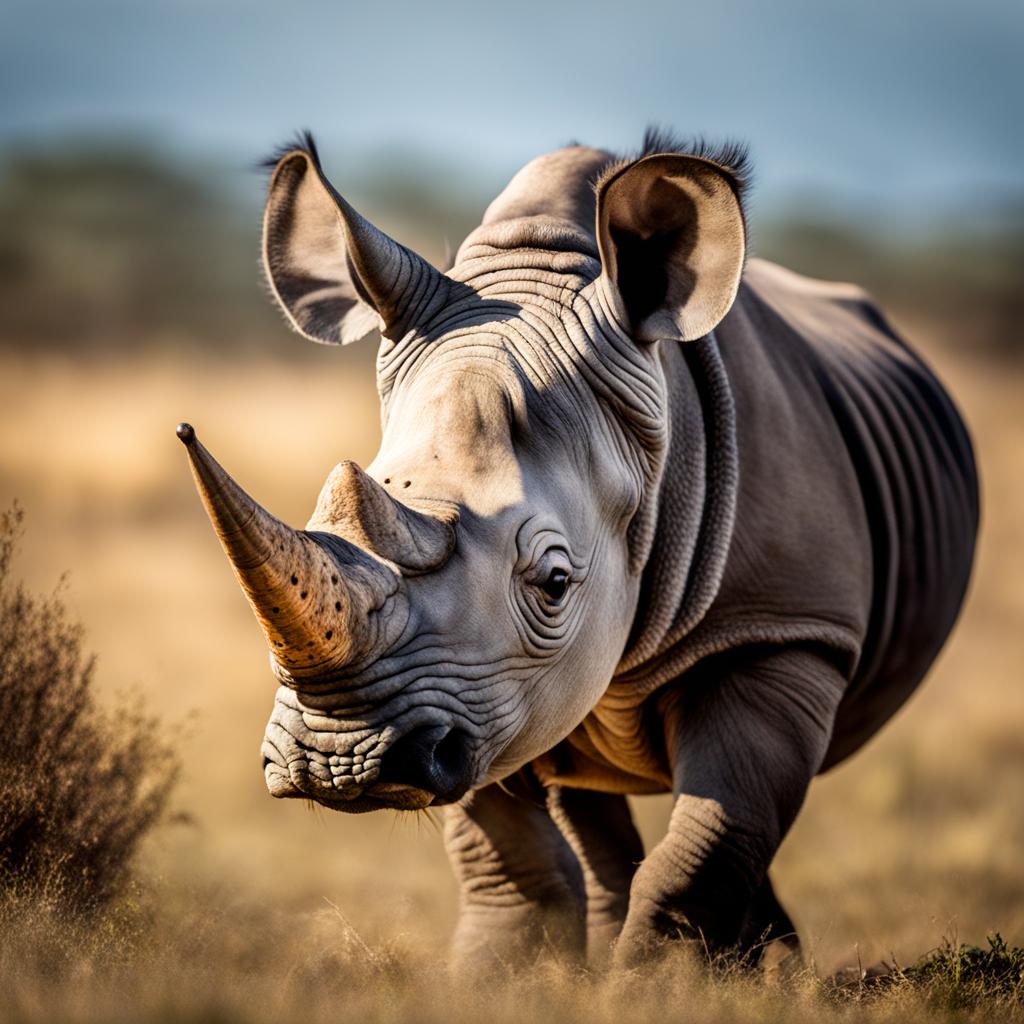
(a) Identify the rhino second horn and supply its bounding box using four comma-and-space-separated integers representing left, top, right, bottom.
176, 424, 396, 678
308, 461, 456, 575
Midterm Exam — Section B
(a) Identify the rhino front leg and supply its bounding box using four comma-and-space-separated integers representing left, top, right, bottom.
548, 788, 645, 966
444, 781, 585, 971
737, 873, 802, 977
615, 646, 844, 968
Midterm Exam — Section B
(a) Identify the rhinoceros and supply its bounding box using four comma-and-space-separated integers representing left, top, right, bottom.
178, 129, 978, 970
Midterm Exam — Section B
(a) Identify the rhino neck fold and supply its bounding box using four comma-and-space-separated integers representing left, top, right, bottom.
613, 332, 738, 678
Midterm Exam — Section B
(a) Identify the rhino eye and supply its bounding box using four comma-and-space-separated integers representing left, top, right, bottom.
541, 568, 570, 602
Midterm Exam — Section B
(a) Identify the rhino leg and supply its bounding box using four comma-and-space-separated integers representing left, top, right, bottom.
548, 787, 645, 967
444, 781, 586, 972
614, 646, 843, 968
737, 874, 802, 978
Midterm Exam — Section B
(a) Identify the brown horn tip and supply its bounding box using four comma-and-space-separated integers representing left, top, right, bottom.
176, 422, 195, 445
180, 430, 398, 679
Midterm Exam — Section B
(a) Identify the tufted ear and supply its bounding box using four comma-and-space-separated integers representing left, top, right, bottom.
595, 153, 747, 343
262, 140, 447, 345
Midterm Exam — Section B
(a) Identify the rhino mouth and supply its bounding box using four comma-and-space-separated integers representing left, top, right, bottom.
265, 775, 439, 814
261, 690, 478, 812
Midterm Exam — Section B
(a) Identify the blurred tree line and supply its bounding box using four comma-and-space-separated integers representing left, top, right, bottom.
0, 144, 272, 349
0, 141, 1020, 358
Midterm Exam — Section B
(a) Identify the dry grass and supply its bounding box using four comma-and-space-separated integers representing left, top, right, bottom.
0, 313, 1021, 1021
0, 886, 1020, 1024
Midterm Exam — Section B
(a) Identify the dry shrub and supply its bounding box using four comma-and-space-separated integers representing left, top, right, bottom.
0, 504, 177, 912
840, 935, 1024, 1015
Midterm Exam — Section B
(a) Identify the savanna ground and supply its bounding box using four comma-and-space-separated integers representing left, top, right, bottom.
0, 150, 1022, 1022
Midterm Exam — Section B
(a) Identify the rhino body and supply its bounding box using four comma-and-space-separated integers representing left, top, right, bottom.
181, 130, 977, 968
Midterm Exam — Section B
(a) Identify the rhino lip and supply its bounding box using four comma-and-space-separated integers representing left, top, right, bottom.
265, 775, 437, 813
314, 783, 438, 813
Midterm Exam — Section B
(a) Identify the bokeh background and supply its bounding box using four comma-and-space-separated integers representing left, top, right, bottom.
1, 0, 1022, 978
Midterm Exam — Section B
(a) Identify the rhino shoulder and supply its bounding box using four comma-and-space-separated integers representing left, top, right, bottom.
741, 257, 884, 332
697, 260, 879, 672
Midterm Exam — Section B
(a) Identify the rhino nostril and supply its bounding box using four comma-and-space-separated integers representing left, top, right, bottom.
380, 725, 472, 802
433, 728, 470, 779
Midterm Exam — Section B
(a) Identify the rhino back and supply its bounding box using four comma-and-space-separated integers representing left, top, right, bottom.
709, 259, 978, 769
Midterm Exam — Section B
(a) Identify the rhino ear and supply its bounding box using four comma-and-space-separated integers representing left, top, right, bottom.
262, 139, 447, 345
595, 153, 747, 343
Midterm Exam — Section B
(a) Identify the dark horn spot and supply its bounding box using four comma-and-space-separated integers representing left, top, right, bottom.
325, 630, 333, 640
335, 601, 341, 611
300, 591, 308, 599
402, 480, 411, 488
290, 575, 298, 585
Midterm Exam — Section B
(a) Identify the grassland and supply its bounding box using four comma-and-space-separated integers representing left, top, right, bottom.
0, 309, 1022, 1021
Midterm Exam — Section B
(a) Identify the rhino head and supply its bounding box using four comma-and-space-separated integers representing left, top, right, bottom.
180, 134, 747, 813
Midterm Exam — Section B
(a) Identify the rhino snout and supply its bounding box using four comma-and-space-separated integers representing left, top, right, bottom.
261, 693, 477, 812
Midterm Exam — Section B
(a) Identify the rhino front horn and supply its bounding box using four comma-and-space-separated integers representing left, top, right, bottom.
176, 423, 398, 680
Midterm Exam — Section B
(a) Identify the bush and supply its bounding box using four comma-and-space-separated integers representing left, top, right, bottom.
0, 504, 177, 912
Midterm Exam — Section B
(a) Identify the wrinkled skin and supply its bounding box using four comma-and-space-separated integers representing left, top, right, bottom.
184, 130, 978, 971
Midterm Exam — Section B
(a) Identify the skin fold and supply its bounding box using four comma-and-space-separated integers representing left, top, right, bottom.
184, 129, 979, 972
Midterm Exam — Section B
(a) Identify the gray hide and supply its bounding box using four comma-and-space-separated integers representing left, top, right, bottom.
180, 130, 978, 970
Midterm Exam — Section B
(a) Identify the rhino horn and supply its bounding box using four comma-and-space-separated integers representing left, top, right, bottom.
308, 461, 457, 575
176, 423, 397, 679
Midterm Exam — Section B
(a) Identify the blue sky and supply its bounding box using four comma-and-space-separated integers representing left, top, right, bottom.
2, 0, 1022, 217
